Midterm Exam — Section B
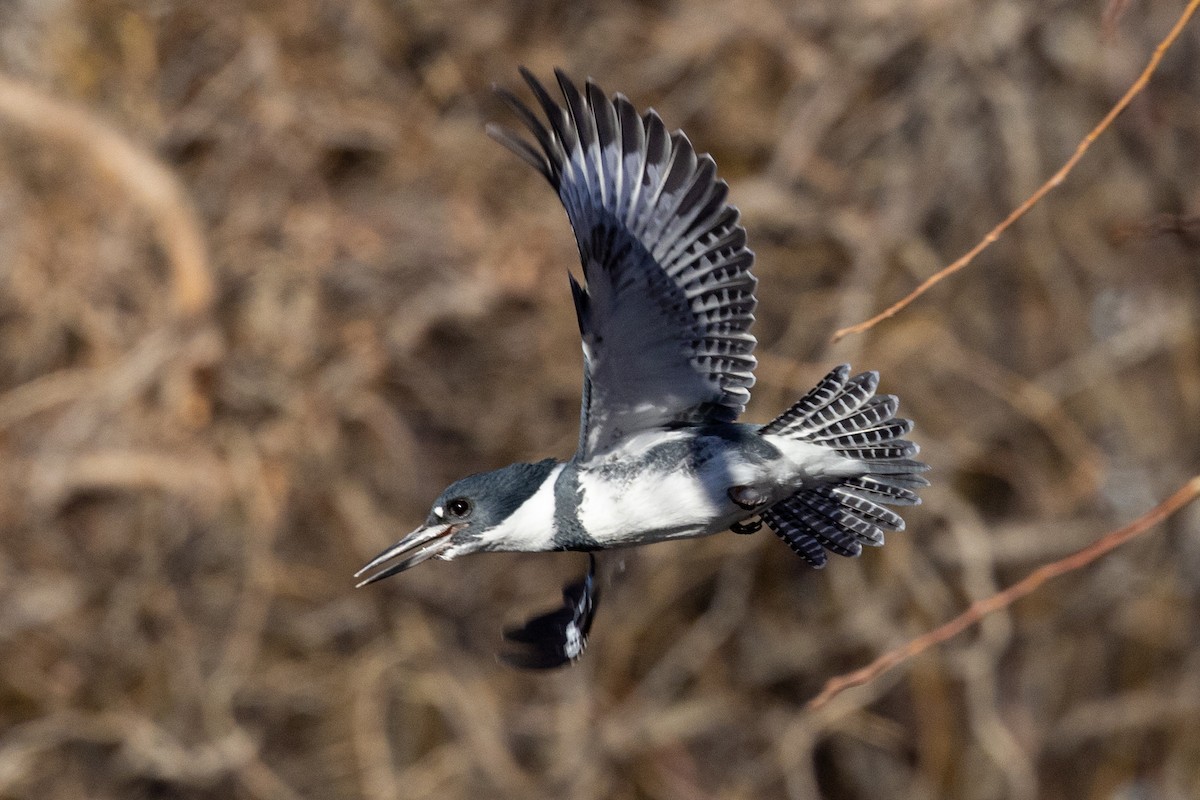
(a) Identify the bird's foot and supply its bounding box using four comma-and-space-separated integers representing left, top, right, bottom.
729, 485, 768, 510
731, 516, 762, 535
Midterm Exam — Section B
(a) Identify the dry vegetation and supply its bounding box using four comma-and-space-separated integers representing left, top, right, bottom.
1, 1, 1198, 798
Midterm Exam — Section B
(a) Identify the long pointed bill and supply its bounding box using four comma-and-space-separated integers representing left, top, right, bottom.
354, 524, 454, 587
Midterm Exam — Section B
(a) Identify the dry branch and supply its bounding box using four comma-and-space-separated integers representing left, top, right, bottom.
806, 474, 1200, 711
832, 0, 1200, 342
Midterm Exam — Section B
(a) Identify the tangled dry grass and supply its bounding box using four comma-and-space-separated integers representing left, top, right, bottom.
1, 1, 1198, 798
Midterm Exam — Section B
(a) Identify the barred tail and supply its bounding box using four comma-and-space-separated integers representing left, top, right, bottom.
761, 364, 929, 568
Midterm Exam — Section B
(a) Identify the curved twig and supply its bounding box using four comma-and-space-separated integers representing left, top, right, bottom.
807, 475, 1200, 710
832, 0, 1200, 342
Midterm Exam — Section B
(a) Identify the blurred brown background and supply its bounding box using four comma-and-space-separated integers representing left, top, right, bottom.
1, 1, 1198, 798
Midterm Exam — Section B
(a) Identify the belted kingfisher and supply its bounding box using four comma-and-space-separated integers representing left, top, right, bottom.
357, 69, 928, 668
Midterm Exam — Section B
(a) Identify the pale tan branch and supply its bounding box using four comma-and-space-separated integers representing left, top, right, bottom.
0, 73, 214, 319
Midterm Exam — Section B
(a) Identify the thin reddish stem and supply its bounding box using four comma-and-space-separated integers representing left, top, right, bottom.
832, 0, 1200, 343
807, 475, 1200, 711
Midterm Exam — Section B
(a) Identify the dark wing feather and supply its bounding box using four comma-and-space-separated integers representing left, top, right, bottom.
500, 554, 599, 670
489, 69, 757, 458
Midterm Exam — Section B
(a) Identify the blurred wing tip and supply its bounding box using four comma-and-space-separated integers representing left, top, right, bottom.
496, 554, 599, 671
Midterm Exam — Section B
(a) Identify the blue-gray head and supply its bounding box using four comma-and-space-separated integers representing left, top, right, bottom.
355, 458, 561, 586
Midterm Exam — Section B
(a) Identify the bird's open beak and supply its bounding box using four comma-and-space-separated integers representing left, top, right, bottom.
354, 523, 456, 587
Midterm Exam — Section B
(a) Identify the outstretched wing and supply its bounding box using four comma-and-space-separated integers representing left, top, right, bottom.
488, 69, 757, 459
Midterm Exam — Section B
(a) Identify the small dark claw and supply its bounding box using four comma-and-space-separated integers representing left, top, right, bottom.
500, 554, 599, 670
731, 516, 763, 534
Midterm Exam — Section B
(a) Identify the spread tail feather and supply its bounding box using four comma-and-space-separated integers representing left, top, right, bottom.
761, 364, 929, 567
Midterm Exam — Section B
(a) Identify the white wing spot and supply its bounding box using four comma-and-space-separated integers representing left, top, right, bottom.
563, 621, 583, 660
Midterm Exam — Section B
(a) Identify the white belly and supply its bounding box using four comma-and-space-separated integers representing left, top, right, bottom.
577, 466, 726, 545
575, 431, 779, 547
574, 428, 865, 548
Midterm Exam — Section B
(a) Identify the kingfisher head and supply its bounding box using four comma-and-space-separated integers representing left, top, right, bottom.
355, 458, 561, 586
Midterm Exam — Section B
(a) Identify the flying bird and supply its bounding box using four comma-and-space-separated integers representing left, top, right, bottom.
356, 69, 928, 668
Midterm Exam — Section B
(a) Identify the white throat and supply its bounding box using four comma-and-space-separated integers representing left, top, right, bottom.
470, 463, 564, 555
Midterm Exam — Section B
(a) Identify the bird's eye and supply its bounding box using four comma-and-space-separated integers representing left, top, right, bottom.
447, 498, 471, 517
